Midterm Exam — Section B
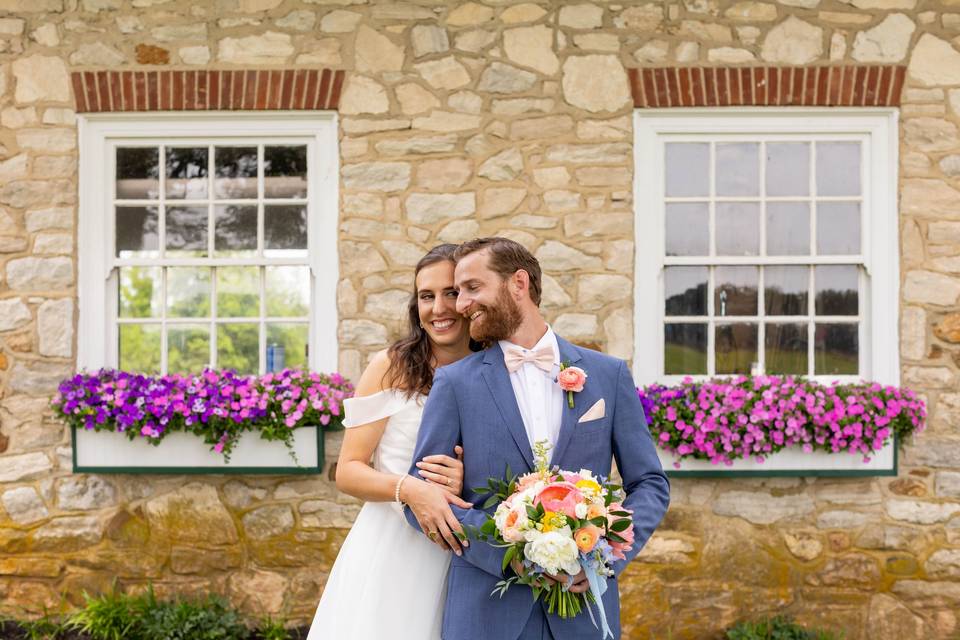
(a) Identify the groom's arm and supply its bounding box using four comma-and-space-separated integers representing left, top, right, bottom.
609, 359, 670, 576
403, 368, 508, 579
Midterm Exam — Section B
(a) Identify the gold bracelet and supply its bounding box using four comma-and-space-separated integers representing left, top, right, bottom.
394, 474, 408, 504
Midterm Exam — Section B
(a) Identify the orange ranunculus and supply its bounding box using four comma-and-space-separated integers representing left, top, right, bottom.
534, 482, 583, 519
586, 502, 606, 520
557, 367, 587, 393
574, 525, 602, 553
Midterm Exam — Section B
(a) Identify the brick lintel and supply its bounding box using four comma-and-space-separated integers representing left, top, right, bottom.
71, 69, 346, 113
627, 65, 906, 109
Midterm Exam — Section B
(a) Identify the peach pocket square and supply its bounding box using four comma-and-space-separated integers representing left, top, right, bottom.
577, 398, 606, 423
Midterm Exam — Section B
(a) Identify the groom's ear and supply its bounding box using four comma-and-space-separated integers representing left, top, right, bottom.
511, 269, 530, 299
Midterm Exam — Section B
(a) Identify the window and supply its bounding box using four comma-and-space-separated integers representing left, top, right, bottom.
78, 113, 339, 375
633, 108, 899, 387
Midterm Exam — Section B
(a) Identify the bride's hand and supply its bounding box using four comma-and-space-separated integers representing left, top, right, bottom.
401, 477, 472, 555
416, 445, 465, 495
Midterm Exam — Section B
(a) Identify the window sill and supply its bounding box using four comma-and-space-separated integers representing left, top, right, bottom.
71, 425, 323, 475
658, 437, 897, 478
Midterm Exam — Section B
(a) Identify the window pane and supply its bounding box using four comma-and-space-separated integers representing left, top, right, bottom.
665, 142, 709, 197
218, 323, 259, 374
119, 324, 160, 373
765, 323, 807, 375
715, 266, 758, 316
815, 265, 858, 316
215, 146, 258, 199
266, 266, 309, 317
716, 202, 759, 256
116, 206, 159, 258
817, 202, 861, 255
715, 323, 757, 375
664, 323, 706, 375
166, 206, 208, 258
716, 142, 759, 197
116, 147, 159, 199
214, 205, 257, 257
766, 201, 810, 256
816, 141, 861, 197
665, 203, 709, 256
264, 145, 307, 198
764, 266, 808, 316
664, 266, 707, 316
119, 267, 161, 318
815, 323, 858, 375
167, 267, 210, 318
168, 324, 210, 373
166, 147, 209, 199
766, 142, 809, 197
264, 205, 307, 257
267, 323, 308, 370
217, 267, 260, 319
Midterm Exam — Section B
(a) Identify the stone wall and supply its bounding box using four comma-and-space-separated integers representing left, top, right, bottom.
0, 0, 959, 637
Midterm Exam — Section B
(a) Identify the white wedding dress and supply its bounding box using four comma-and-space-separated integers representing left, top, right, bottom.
306, 389, 449, 639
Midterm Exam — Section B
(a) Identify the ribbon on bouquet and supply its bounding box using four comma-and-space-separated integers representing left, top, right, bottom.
581, 562, 613, 640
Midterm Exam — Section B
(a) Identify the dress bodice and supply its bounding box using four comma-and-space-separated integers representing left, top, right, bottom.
342, 388, 426, 476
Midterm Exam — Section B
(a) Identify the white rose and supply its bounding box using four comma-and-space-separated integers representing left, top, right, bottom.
575, 502, 588, 519
523, 531, 581, 575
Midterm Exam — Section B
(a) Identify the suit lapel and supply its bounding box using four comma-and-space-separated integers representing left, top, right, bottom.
481, 343, 535, 470
550, 335, 586, 465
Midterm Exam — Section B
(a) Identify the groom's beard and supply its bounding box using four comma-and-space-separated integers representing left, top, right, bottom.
468, 283, 523, 343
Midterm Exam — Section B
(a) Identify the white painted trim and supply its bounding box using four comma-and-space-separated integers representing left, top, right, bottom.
77, 112, 339, 375
660, 438, 894, 473
632, 108, 900, 387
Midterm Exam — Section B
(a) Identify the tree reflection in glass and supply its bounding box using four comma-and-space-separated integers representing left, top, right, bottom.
217, 266, 260, 319
714, 266, 758, 316
765, 323, 807, 374
116, 206, 159, 258
167, 267, 210, 318
264, 145, 307, 198
815, 265, 859, 316
116, 147, 159, 199
166, 147, 208, 199
119, 267, 161, 318
120, 324, 161, 374
215, 146, 258, 199
764, 266, 808, 316
264, 205, 307, 258
664, 266, 707, 316
214, 205, 257, 257
168, 325, 209, 373
166, 206, 208, 258
266, 266, 309, 317
267, 323, 308, 369
716, 323, 757, 374
664, 323, 706, 375
218, 323, 259, 374
815, 323, 858, 374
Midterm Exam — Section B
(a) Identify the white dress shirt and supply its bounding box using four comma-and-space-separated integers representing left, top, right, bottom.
499, 326, 565, 454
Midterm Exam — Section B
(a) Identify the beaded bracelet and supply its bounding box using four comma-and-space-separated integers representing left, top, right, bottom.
394, 474, 408, 504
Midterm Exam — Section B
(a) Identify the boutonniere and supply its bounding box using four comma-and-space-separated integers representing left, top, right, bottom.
557, 362, 587, 409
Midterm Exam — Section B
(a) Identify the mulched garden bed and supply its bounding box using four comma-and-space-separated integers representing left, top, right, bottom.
0, 621, 312, 639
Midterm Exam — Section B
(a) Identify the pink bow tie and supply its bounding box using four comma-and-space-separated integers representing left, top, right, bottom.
504, 346, 555, 373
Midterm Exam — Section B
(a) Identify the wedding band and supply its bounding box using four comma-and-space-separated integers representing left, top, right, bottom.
446, 477, 451, 486
428, 530, 439, 540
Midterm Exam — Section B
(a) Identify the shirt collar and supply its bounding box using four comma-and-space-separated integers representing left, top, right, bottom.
499, 325, 559, 364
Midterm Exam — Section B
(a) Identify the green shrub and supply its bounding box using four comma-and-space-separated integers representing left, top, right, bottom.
66, 587, 146, 640
139, 596, 250, 640
725, 616, 843, 640
256, 614, 292, 640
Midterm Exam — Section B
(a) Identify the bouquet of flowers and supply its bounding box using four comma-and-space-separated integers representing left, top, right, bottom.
468, 441, 632, 638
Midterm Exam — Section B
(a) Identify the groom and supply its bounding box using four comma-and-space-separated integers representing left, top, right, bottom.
405, 237, 670, 640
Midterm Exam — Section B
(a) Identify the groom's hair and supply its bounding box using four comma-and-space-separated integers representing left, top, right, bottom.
454, 237, 542, 306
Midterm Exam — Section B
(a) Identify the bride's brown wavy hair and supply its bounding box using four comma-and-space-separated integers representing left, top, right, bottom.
384, 243, 480, 398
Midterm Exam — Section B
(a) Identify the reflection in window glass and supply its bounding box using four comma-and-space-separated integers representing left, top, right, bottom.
167, 267, 210, 318
218, 323, 259, 374
766, 202, 810, 256
116, 206, 159, 258
214, 205, 257, 257
116, 147, 159, 199
665, 203, 709, 256
119, 267, 161, 318
815, 323, 858, 375
215, 146, 258, 199
119, 324, 161, 373
217, 267, 260, 319
664, 324, 707, 375
664, 267, 707, 316
815, 265, 859, 316
714, 266, 758, 316
766, 142, 810, 197
166, 206, 208, 258
816, 141, 861, 197
716, 142, 759, 197
715, 323, 757, 374
716, 202, 759, 256
264, 146, 307, 198
817, 202, 861, 255
665, 143, 709, 197
267, 323, 308, 369
168, 324, 209, 373
266, 266, 309, 317
765, 323, 807, 374
166, 147, 209, 199
764, 266, 808, 316
264, 205, 307, 257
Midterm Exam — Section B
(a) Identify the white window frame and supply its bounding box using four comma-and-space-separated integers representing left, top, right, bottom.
632, 107, 900, 388
77, 112, 340, 374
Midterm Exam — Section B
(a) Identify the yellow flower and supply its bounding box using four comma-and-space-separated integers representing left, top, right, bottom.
575, 479, 602, 496
540, 511, 567, 533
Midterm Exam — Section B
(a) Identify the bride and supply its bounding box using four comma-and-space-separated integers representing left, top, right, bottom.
307, 243, 478, 639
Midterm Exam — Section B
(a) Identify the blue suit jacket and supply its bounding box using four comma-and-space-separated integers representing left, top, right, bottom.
405, 337, 670, 640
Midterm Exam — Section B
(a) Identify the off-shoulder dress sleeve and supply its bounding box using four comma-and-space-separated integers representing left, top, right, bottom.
341, 389, 410, 428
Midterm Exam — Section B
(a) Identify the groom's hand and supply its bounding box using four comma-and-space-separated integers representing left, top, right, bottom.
544, 568, 590, 594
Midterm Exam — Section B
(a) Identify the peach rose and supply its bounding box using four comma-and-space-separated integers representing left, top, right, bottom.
573, 525, 603, 553
558, 366, 587, 393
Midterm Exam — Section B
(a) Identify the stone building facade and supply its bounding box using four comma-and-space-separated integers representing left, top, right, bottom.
0, 0, 959, 638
